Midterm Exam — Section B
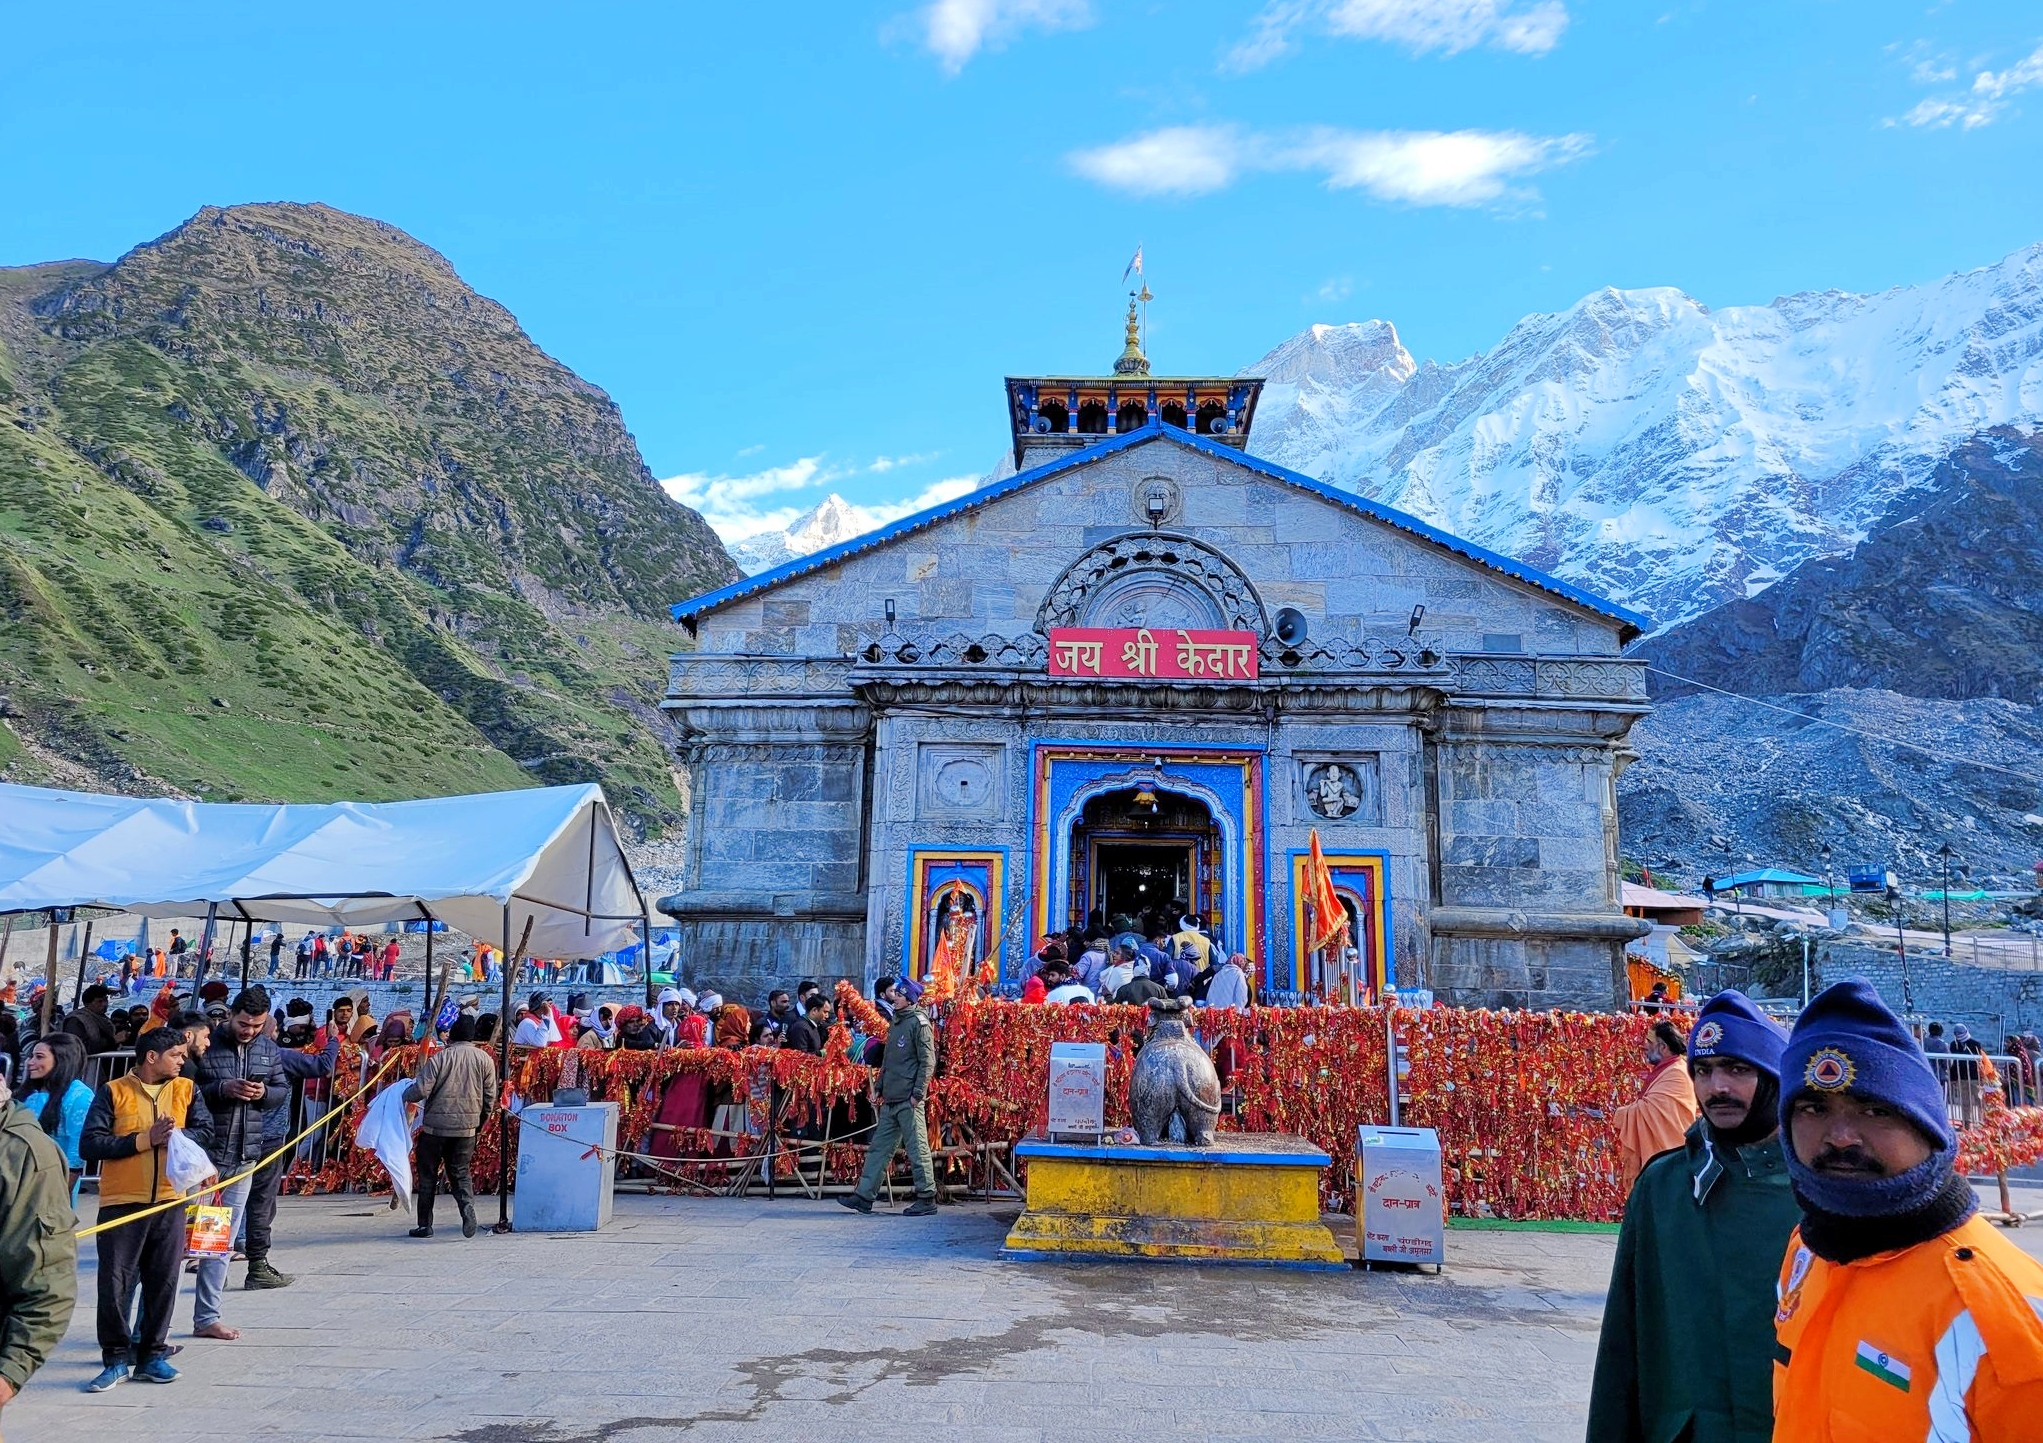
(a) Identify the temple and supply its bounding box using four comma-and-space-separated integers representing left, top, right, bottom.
659, 312, 1652, 1010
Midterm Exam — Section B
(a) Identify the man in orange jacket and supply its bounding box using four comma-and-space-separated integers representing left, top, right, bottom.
1773, 979, 2043, 1440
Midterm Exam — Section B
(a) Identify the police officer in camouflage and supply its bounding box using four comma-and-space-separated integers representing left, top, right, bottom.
838, 979, 938, 1217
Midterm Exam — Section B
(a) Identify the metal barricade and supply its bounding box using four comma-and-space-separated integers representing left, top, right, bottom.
1922, 1051, 2038, 1126
76, 1049, 134, 1185
73, 1050, 339, 1188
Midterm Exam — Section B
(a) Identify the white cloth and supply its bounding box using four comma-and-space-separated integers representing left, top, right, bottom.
354, 1083, 416, 1200
1097, 962, 1135, 997
1202, 962, 1249, 1012
512, 1015, 559, 1047
1045, 983, 1096, 1006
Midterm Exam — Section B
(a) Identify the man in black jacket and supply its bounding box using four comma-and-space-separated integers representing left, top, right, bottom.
61, 985, 121, 1056
785, 993, 831, 1055
239, 1017, 339, 1290
190, 987, 285, 1341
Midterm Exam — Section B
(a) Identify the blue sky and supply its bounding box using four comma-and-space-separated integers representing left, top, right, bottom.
5, 2, 2042, 546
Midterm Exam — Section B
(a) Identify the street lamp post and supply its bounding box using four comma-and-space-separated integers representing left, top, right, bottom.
1936, 842, 1953, 956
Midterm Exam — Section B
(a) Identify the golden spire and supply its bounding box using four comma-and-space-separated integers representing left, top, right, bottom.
1114, 293, 1151, 376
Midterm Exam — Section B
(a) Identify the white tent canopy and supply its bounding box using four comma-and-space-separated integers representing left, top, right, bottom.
0, 781, 647, 959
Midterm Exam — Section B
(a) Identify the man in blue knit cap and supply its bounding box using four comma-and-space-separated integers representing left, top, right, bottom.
1771, 978, 2043, 1439
1588, 989, 1800, 1442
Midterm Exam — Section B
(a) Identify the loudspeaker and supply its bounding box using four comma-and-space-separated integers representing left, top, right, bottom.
1274, 607, 1309, 645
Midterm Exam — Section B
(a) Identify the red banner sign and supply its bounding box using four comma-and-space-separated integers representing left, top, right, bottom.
1047, 627, 1260, 681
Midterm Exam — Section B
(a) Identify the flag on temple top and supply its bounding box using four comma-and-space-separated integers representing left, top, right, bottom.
1303, 829, 1349, 955
1121, 246, 1143, 284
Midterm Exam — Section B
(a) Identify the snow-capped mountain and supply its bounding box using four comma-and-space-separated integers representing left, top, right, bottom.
1249, 244, 2043, 631
726, 494, 868, 573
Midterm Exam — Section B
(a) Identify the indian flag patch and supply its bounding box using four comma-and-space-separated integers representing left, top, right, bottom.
1855, 1341, 1911, 1392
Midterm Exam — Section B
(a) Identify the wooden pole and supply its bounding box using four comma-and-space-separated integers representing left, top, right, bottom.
39, 913, 61, 1035
494, 910, 535, 1233
0, 913, 16, 982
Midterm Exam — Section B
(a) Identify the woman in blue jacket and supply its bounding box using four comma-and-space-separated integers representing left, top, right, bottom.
19, 1033, 94, 1202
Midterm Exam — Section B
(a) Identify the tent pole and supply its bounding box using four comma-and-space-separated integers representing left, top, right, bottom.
72, 918, 95, 1006
237, 906, 254, 994
192, 901, 220, 998
642, 899, 655, 1008
0, 913, 16, 983
496, 902, 513, 1233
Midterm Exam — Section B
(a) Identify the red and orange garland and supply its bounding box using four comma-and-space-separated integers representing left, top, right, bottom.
283, 1002, 2043, 1222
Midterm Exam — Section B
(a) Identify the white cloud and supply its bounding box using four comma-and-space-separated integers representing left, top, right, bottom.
1069, 123, 1590, 206
1897, 42, 2043, 129
918, 0, 1090, 73
1225, 0, 1567, 71
661, 457, 979, 546
660, 456, 849, 541
853, 475, 981, 529
1067, 124, 1249, 196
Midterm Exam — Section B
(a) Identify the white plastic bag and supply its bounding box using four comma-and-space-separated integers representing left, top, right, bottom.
164, 1128, 215, 1194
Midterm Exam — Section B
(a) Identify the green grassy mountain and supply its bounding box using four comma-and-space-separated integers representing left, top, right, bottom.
0, 202, 737, 830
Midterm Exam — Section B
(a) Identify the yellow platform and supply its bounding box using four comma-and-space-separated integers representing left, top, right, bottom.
1003, 1133, 1346, 1269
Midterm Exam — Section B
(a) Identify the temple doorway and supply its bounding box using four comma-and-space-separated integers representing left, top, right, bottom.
1068, 786, 1221, 939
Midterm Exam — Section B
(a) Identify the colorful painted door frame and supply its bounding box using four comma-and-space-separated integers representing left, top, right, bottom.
1284, 849, 1390, 999
1029, 743, 1265, 964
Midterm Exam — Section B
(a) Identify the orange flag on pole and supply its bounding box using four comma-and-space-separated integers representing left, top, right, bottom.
1303, 829, 1349, 955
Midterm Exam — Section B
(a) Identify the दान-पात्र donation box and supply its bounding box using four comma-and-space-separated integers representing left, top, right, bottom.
513, 1101, 618, 1231
1356, 1125, 1444, 1268
1046, 1042, 1106, 1139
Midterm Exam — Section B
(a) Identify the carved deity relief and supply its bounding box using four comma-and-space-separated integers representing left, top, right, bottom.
1304, 763, 1363, 820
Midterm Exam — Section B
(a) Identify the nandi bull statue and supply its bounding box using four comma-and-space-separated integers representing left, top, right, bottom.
1129, 997, 1222, 1146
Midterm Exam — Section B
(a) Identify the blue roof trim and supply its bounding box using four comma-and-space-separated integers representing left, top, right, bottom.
671, 422, 1649, 636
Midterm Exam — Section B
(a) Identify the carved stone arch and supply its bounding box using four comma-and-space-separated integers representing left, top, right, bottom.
1033, 531, 1271, 636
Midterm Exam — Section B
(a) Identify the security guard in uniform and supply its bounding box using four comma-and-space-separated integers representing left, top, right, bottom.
1773, 979, 2043, 1440
1587, 990, 1800, 1442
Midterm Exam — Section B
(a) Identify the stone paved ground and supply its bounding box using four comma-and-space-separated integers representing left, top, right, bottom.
22, 1186, 2043, 1443
21, 1193, 1617, 1443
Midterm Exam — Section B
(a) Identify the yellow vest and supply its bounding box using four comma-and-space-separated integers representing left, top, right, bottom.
97, 1073, 199, 1206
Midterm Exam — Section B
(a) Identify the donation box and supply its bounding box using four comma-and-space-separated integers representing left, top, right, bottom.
1046, 1042, 1107, 1138
1356, 1125, 1445, 1267
514, 1101, 618, 1232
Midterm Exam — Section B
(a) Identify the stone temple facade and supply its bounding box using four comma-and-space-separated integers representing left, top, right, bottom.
661, 342, 1652, 1010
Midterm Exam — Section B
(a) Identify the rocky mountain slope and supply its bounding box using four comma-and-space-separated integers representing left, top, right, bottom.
1250, 244, 2043, 631
0, 203, 737, 829
1635, 428, 2043, 705
1617, 427, 2043, 886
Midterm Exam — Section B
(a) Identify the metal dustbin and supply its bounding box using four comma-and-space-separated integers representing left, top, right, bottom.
1356, 1125, 1444, 1269
513, 1101, 618, 1231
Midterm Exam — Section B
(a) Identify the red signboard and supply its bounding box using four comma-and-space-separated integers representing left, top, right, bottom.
1047, 627, 1260, 681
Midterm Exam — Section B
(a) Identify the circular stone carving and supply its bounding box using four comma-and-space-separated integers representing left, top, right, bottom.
1304, 762, 1363, 820
1034, 531, 1269, 636
932, 754, 994, 809
1084, 571, 1223, 630
1131, 474, 1182, 528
